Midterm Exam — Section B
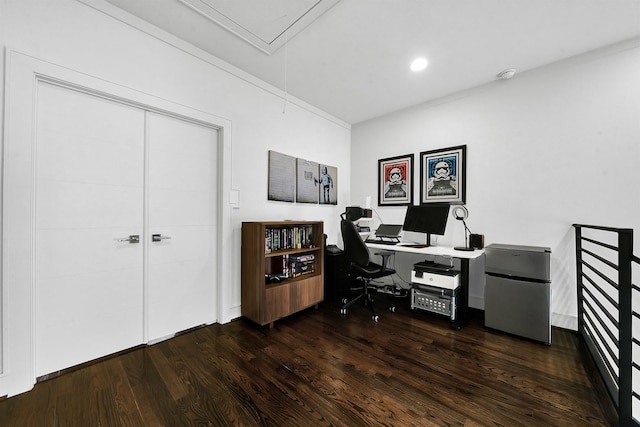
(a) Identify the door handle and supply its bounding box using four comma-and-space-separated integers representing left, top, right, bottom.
152, 234, 172, 242
116, 235, 140, 244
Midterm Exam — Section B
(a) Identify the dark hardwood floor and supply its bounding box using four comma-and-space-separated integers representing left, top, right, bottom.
0, 296, 616, 426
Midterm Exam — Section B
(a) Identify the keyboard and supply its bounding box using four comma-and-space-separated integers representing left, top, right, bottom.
365, 239, 399, 245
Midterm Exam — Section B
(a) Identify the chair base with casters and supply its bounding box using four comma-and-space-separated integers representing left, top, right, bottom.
339, 215, 396, 322
339, 273, 397, 322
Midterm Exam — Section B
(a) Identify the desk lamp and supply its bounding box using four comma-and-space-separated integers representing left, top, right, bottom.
452, 206, 474, 251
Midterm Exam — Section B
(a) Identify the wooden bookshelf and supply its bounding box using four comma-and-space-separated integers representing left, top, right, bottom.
241, 221, 324, 327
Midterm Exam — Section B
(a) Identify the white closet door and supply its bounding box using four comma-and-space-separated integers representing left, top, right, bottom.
147, 113, 218, 341
35, 83, 145, 376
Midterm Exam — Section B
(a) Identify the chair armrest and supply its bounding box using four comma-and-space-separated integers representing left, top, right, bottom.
374, 251, 395, 271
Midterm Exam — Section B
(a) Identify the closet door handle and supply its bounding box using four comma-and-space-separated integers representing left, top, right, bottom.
116, 235, 140, 244
152, 234, 172, 242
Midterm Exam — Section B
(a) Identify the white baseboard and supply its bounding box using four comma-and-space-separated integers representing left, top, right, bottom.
551, 312, 578, 331
468, 294, 484, 310
221, 305, 242, 324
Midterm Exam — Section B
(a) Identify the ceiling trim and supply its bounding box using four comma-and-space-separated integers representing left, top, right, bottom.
178, 0, 340, 55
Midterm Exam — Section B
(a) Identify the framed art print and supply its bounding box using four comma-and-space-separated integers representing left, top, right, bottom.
268, 150, 296, 202
318, 163, 338, 205
296, 158, 319, 203
420, 145, 466, 204
378, 154, 413, 206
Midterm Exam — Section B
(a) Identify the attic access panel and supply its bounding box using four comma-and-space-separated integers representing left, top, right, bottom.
179, 0, 340, 54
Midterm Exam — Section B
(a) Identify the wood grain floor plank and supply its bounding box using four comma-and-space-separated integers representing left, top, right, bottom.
0, 298, 616, 426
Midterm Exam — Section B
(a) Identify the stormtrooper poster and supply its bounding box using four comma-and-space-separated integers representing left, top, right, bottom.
420, 145, 466, 204
378, 154, 413, 206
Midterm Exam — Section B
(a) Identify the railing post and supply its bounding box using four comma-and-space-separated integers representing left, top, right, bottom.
618, 229, 633, 426
574, 225, 584, 335
573, 224, 638, 426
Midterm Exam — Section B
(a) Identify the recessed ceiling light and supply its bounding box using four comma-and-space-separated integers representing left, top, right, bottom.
410, 57, 428, 72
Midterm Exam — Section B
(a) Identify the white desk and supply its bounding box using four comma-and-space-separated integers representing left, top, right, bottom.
366, 242, 484, 259
366, 242, 485, 329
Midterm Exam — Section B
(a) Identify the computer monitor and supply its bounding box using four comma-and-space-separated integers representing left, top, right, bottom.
402, 204, 450, 246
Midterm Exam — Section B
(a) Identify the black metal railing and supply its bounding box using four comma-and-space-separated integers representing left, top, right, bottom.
574, 224, 638, 426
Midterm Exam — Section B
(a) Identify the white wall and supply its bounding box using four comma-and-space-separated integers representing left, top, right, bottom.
0, 0, 350, 396
351, 38, 640, 329
0, 0, 350, 311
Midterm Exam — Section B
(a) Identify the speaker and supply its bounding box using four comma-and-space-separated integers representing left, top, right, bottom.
470, 234, 484, 249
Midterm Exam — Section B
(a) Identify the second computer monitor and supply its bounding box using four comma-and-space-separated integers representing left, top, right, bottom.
402, 204, 450, 246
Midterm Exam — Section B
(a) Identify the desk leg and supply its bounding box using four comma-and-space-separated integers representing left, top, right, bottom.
452, 259, 469, 330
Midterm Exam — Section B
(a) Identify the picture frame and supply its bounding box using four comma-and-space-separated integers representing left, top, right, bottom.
296, 158, 319, 203
268, 150, 296, 202
378, 154, 414, 206
420, 145, 466, 204
318, 163, 338, 205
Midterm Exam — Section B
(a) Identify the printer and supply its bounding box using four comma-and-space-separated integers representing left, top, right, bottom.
410, 261, 460, 321
411, 269, 460, 290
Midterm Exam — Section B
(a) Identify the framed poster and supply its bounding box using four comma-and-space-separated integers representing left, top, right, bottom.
420, 145, 466, 204
378, 154, 413, 206
268, 150, 295, 202
318, 164, 337, 205
296, 158, 319, 203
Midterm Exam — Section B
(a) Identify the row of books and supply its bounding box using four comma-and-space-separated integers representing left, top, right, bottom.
269, 253, 316, 281
265, 225, 314, 253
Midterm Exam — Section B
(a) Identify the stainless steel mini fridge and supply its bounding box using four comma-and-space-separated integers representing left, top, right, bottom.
484, 243, 552, 344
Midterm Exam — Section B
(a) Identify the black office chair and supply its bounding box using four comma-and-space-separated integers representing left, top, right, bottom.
340, 218, 396, 321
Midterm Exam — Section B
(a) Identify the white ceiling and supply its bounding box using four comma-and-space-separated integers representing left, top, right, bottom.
102, 0, 640, 124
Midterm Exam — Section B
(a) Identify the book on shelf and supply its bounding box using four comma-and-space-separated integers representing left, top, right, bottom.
290, 253, 316, 277
264, 225, 314, 254
265, 229, 272, 254
266, 253, 316, 282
